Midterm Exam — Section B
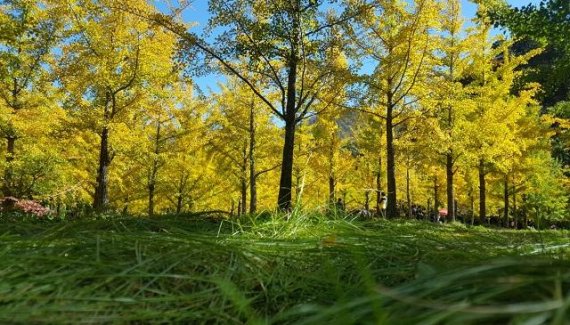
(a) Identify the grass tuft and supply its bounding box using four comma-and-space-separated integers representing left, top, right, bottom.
0, 213, 568, 324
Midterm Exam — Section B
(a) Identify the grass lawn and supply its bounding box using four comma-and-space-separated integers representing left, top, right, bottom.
0, 213, 568, 324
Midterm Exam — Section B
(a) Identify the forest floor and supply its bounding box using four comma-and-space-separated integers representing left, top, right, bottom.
0, 213, 569, 324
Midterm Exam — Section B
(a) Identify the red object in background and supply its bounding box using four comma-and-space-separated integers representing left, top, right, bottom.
438, 208, 448, 217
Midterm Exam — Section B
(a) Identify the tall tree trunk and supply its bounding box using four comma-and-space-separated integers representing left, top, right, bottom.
446, 152, 455, 222
249, 97, 257, 214
277, 58, 297, 210
328, 175, 335, 204
3, 136, 16, 196
503, 174, 509, 227
434, 176, 440, 217
386, 93, 397, 219
148, 122, 161, 217
175, 174, 188, 214
240, 140, 247, 216
148, 182, 155, 216
376, 153, 382, 215
469, 189, 475, 225
478, 159, 487, 224
94, 126, 111, 212
512, 174, 517, 228
406, 164, 411, 218
328, 139, 336, 205
176, 194, 183, 214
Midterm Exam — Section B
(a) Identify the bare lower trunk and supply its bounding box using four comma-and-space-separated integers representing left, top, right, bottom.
328, 175, 335, 204
479, 159, 486, 224
148, 183, 155, 216
3, 136, 16, 196
386, 99, 397, 218
503, 174, 509, 227
249, 99, 257, 214
277, 54, 298, 210
406, 165, 411, 218
376, 154, 382, 215
148, 122, 161, 217
278, 117, 296, 210
94, 127, 111, 212
446, 153, 455, 222
434, 177, 440, 215
512, 175, 517, 228
469, 189, 475, 225
176, 195, 183, 214
240, 141, 247, 216
148, 160, 158, 216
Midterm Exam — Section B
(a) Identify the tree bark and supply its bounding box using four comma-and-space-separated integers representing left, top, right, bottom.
376, 153, 382, 215
478, 159, 487, 224
148, 177, 156, 217
3, 136, 16, 196
148, 121, 161, 217
328, 175, 335, 204
446, 152, 455, 222
240, 140, 247, 216
503, 174, 509, 227
469, 189, 475, 225
249, 97, 257, 214
328, 141, 335, 205
406, 165, 411, 218
386, 94, 397, 218
94, 126, 111, 212
277, 55, 298, 210
434, 176, 440, 217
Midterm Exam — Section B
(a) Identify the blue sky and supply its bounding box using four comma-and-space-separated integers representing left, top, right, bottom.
160, 0, 542, 92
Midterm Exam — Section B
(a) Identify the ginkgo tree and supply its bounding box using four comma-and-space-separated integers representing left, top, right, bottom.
429, 0, 474, 222
207, 78, 281, 215
58, 0, 178, 211
346, 0, 441, 218
151, 0, 359, 210
0, 0, 66, 197
463, 10, 541, 222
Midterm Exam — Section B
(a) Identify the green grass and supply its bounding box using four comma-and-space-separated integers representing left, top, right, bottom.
0, 212, 568, 324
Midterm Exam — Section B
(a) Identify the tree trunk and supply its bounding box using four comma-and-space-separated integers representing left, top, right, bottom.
376, 153, 382, 215
469, 189, 475, 225
240, 140, 247, 216
3, 136, 16, 196
446, 152, 455, 222
328, 175, 335, 205
249, 97, 257, 214
94, 126, 111, 212
406, 165, 411, 218
176, 194, 183, 214
386, 95, 397, 219
478, 159, 486, 224
277, 59, 297, 210
148, 122, 161, 217
503, 174, 509, 227
240, 177, 247, 216
512, 175, 517, 228
148, 180, 155, 217
434, 177, 440, 217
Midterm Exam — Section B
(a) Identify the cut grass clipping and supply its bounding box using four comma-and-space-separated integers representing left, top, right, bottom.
0, 213, 568, 324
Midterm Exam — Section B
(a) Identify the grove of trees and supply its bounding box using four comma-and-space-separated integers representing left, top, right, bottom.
0, 0, 568, 226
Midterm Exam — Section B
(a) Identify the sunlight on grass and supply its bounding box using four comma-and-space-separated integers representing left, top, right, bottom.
0, 213, 568, 324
